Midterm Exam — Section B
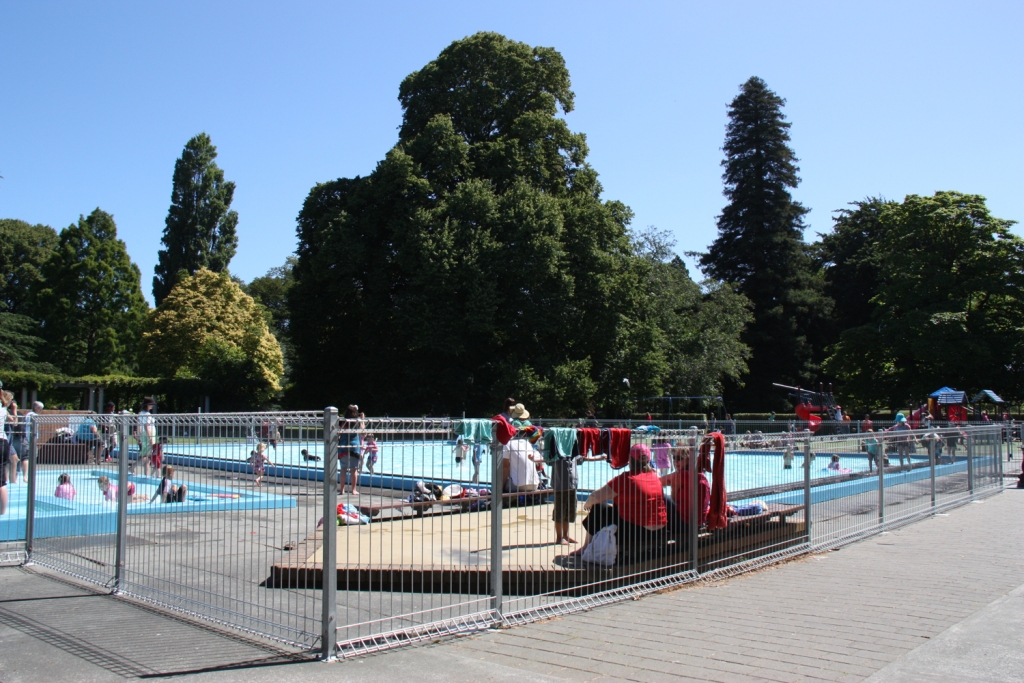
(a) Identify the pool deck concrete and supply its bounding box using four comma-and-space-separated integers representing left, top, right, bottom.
1, 486, 1021, 682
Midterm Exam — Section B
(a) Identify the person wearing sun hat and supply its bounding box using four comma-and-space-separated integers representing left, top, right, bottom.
887, 412, 914, 468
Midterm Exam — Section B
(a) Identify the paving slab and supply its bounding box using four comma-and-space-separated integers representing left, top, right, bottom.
0, 490, 1021, 682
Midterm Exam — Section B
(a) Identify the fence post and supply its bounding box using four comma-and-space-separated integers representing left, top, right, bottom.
928, 434, 936, 508
490, 439, 503, 620
877, 432, 885, 527
803, 435, 811, 545
689, 440, 698, 573
966, 429, 974, 494
113, 412, 130, 593
24, 415, 38, 562
321, 407, 339, 661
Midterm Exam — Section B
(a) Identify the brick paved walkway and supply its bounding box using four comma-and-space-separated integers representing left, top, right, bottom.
1, 489, 1021, 682
435, 489, 1024, 683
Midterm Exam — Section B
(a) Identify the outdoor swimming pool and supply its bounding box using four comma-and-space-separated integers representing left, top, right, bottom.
152, 439, 914, 492
0, 469, 295, 541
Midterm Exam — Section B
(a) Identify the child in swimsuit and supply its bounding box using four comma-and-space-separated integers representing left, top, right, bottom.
54, 473, 76, 501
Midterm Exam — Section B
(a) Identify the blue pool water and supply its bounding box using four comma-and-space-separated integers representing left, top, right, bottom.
152, 440, 915, 493
0, 469, 295, 541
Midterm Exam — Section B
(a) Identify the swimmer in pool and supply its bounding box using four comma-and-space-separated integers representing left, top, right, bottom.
301, 449, 322, 463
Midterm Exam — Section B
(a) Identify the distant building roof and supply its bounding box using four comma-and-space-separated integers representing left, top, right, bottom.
972, 390, 1005, 404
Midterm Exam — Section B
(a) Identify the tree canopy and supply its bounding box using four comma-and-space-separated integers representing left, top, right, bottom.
153, 133, 239, 305
35, 209, 149, 375
701, 77, 830, 410
142, 268, 284, 408
0, 218, 58, 314
823, 192, 1024, 409
289, 33, 750, 416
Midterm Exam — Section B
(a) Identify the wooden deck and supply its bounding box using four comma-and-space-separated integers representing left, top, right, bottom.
270, 499, 807, 595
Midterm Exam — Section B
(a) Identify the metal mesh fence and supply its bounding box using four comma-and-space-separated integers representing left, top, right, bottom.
5, 412, 1005, 659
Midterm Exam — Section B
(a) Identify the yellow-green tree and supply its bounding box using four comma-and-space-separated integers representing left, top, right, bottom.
141, 268, 284, 408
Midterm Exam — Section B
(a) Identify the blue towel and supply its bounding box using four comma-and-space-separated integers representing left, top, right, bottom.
454, 419, 494, 444
733, 502, 766, 516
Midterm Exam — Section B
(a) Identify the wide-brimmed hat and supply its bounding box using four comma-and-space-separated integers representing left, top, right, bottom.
510, 403, 530, 420
896, 413, 907, 423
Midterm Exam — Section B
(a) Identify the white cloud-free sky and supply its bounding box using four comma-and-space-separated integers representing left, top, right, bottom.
2, 1, 1021, 303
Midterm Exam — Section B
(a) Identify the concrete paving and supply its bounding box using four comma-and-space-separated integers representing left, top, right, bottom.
1, 489, 1021, 682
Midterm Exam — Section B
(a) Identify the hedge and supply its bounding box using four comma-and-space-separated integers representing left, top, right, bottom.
0, 371, 213, 413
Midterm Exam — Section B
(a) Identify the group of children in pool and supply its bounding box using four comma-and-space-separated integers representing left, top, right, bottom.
51, 467, 188, 504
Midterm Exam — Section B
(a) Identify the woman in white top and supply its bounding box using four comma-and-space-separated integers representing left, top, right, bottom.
502, 439, 544, 491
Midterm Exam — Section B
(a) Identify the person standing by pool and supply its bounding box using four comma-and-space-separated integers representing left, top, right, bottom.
249, 442, 271, 487
76, 413, 102, 464
362, 433, 379, 474
886, 413, 914, 468
339, 405, 363, 495
471, 443, 483, 484
132, 398, 157, 477
551, 445, 607, 545
6, 399, 24, 484
864, 430, 883, 472
0, 436, 11, 514
96, 402, 117, 462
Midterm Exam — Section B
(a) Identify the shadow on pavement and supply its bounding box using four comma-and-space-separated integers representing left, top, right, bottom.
0, 566, 311, 679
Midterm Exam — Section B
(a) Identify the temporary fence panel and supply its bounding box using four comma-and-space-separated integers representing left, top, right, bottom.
9, 413, 1005, 660
23, 411, 328, 650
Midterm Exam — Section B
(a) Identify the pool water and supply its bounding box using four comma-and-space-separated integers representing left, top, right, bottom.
157, 440, 910, 493
0, 469, 294, 542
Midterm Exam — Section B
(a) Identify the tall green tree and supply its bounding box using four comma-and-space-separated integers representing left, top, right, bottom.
824, 192, 1024, 409
36, 209, 149, 375
0, 218, 58, 314
637, 229, 752, 401
817, 198, 895, 336
153, 133, 238, 305
700, 77, 830, 410
290, 33, 663, 416
0, 219, 60, 372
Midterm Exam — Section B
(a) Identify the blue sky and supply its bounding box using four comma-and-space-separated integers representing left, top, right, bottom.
2, 1, 1021, 304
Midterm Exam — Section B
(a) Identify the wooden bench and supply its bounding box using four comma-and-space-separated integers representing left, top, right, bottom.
738, 502, 804, 525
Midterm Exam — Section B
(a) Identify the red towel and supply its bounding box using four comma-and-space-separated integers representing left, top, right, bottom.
703, 432, 728, 531
606, 428, 632, 469
576, 428, 603, 457
491, 415, 516, 445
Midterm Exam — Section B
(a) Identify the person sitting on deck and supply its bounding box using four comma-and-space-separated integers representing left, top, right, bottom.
571, 444, 667, 563
660, 445, 710, 540
503, 438, 543, 492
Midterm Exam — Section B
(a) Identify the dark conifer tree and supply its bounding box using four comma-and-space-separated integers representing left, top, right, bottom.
701, 77, 829, 410
36, 209, 149, 375
153, 133, 238, 305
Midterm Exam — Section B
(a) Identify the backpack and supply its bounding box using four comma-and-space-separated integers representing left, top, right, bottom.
581, 524, 617, 566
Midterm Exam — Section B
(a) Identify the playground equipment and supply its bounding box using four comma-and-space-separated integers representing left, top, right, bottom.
772, 383, 841, 433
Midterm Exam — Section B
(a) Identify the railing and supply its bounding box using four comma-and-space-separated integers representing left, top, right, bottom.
3, 412, 1004, 660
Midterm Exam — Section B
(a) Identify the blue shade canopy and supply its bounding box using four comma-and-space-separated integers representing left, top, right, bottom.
971, 390, 1004, 404
929, 386, 956, 398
